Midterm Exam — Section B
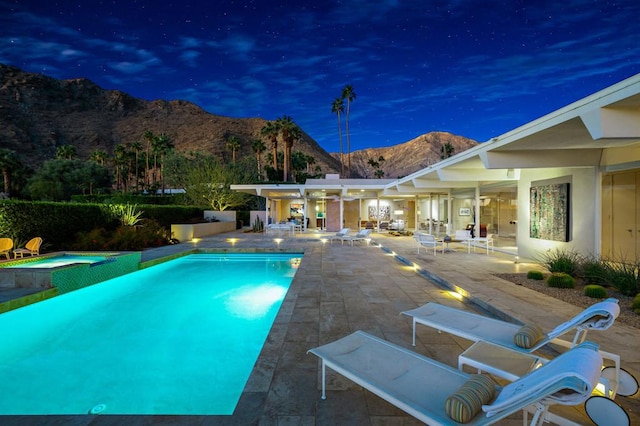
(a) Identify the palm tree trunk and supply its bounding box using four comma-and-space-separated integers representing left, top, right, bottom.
337, 111, 344, 177
346, 107, 351, 178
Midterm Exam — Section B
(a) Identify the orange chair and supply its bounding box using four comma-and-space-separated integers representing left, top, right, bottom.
0, 238, 13, 260
13, 237, 42, 258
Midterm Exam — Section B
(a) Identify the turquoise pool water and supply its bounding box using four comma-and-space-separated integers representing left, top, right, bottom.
0, 253, 302, 415
3, 254, 108, 268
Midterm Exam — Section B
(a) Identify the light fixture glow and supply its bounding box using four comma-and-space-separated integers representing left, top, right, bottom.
447, 291, 464, 300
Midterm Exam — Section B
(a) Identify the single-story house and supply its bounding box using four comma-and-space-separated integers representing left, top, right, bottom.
232, 73, 640, 260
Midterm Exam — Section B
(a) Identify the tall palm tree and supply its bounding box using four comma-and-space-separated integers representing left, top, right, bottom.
0, 148, 20, 195
341, 85, 356, 177
331, 97, 345, 177
260, 121, 280, 171
153, 133, 174, 195
251, 139, 266, 180
113, 144, 128, 192
142, 130, 155, 188
129, 141, 143, 191
225, 136, 241, 164
276, 115, 300, 182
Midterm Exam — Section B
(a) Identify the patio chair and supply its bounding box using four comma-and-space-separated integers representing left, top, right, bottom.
471, 233, 494, 254
0, 238, 13, 260
13, 237, 43, 258
308, 330, 602, 426
401, 298, 637, 423
402, 299, 619, 352
341, 229, 371, 246
414, 232, 444, 255
454, 229, 473, 253
325, 228, 351, 245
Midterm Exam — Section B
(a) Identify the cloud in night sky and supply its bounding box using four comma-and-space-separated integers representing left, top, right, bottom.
1, 0, 638, 152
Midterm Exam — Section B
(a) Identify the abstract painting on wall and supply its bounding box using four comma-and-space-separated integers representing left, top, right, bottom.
530, 182, 570, 241
368, 205, 390, 220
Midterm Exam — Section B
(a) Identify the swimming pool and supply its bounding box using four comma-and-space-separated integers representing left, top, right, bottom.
0, 252, 302, 415
2, 254, 109, 268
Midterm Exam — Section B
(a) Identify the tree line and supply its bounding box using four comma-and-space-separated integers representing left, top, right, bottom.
0, 115, 324, 208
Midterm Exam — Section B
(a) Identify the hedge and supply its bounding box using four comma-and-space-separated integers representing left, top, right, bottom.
0, 200, 203, 250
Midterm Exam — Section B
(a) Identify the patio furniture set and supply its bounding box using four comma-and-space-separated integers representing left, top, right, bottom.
309, 298, 636, 426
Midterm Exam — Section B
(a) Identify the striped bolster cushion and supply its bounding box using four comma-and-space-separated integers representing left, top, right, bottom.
445, 374, 496, 423
513, 324, 545, 349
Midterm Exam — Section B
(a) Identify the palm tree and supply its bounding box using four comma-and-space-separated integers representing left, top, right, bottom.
153, 133, 174, 195
143, 130, 155, 188
251, 139, 266, 180
341, 85, 356, 177
331, 97, 345, 176
305, 154, 316, 174
129, 141, 143, 191
440, 142, 455, 160
113, 144, 128, 192
89, 150, 108, 166
55, 144, 76, 159
260, 121, 280, 171
276, 115, 300, 182
0, 148, 20, 195
226, 136, 241, 164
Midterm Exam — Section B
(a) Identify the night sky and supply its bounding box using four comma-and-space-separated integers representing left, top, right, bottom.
1, 0, 639, 153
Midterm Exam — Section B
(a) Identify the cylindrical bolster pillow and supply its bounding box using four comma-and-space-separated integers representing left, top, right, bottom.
445, 374, 496, 423
513, 324, 545, 349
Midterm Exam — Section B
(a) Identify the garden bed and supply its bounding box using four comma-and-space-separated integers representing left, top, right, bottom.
494, 273, 640, 329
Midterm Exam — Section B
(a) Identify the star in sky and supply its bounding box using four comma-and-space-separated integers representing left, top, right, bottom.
1, 0, 638, 153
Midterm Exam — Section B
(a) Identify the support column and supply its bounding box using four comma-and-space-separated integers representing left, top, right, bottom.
475, 184, 480, 239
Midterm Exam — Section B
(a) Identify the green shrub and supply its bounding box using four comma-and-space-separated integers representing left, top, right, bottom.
252, 216, 264, 232
547, 272, 576, 289
584, 284, 608, 299
72, 219, 173, 251
538, 248, 582, 276
580, 256, 609, 285
603, 261, 639, 297
526, 270, 544, 280
632, 294, 640, 315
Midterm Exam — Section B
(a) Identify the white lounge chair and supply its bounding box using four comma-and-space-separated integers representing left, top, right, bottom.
414, 233, 444, 255
324, 228, 351, 244
401, 298, 638, 424
454, 229, 473, 253
340, 229, 371, 245
401, 298, 620, 351
308, 331, 602, 426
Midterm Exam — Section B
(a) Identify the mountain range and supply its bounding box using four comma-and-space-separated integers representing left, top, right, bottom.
0, 63, 478, 178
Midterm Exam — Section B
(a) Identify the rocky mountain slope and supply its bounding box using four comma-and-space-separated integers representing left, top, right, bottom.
340, 132, 478, 178
1, 63, 477, 178
0, 63, 340, 174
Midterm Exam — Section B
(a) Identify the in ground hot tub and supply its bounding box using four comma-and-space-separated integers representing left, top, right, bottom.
0, 252, 141, 293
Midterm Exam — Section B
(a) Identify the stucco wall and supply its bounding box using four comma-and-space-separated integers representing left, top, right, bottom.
517, 167, 598, 259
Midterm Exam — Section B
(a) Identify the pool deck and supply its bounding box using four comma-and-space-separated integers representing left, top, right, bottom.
2, 229, 639, 425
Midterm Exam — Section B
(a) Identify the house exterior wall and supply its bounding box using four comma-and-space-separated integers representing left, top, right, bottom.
517, 167, 598, 259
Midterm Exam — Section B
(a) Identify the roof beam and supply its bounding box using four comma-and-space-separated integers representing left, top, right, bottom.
436, 168, 516, 180
581, 106, 640, 139
481, 149, 602, 168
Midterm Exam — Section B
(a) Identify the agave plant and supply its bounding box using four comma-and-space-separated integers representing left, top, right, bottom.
109, 203, 144, 227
